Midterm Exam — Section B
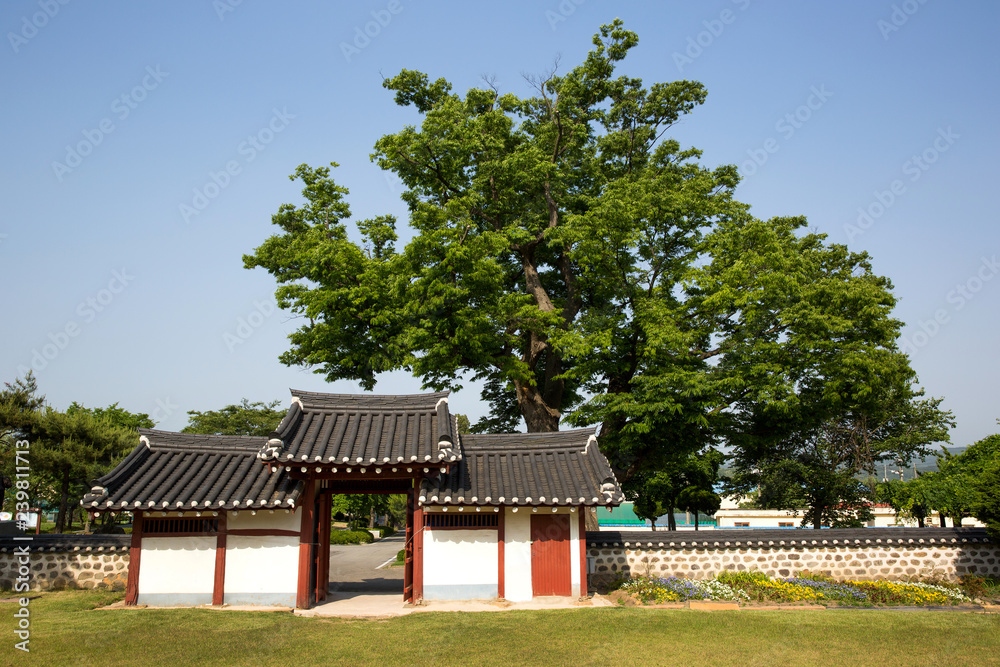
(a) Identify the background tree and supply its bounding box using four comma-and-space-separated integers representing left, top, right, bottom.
726, 386, 952, 528
0, 373, 44, 516
966, 431, 1000, 539
182, 399, 285, 436
877, 476, 935, 527
931, 430, 1000, 532
331, 494, 392, 530
628, 449, 723, 531
246, 21, 940, 493
0, 374, 153, 532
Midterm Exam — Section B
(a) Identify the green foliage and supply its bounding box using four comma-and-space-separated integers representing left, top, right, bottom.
726, 394, 952, 528
329, 529, 374, 545
396, 549, 406, 563
716, 570, 771, 586
0, 373, 150, 532
67, 401, 154, 432
629, 448, 723, 530
331, 493, 393, 530
181, 398, 285, 436
387, 493, 408, 528
953, 430, 1000, 537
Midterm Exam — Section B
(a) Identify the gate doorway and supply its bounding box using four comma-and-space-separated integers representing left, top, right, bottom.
297, 478, 420, 608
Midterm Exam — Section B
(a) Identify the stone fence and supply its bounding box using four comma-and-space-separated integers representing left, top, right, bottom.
586, 527, 998, 589
0, 534, 131, 592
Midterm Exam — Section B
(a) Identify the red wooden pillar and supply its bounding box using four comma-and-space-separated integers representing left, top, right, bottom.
404, 488, 415, 603
316, 491, 331, 603
578, 509, 587, 597
124, 511, 143, 605
413, 493, 424, 603
296, 479, 316, 609
497, 508, 505, 599
213, 512, 228, 606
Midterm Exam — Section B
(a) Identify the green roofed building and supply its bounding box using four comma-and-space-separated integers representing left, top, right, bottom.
597, 502, 717, 529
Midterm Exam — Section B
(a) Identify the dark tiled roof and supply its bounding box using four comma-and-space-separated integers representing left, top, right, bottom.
259, 389, 459, 465
81, 430, 302, 511
0, 534, 131, 553
419, 429, 624, 507
587, 527, 994, 549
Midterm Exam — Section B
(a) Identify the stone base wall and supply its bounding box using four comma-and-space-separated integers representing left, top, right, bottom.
587, 527, 998, 590
0, 535, 131, 592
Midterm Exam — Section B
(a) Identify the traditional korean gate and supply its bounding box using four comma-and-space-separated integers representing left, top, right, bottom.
298, 477, 423, 608
530, 514, 571, 596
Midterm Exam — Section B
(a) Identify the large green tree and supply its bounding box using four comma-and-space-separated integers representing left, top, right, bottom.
245, 21, 936, 487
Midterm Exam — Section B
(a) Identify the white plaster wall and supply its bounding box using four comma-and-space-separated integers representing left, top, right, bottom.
503, 508, 533, 602
138, 536, 215, 599
569, 509, 581, 597
424, 529, 497, 587
224, 535, 298, 606
227, 508, 300, 531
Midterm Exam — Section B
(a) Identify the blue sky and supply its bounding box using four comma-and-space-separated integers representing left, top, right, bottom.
2, 1, 997, 448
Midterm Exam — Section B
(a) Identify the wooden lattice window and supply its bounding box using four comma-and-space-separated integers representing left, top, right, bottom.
425, 513, 498, 529
143, 516, 219, 536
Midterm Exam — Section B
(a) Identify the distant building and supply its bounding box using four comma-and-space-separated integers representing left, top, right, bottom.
596, 502, 715, 531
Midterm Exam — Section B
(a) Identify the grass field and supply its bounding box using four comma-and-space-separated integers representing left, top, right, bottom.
2, 590, 998, 666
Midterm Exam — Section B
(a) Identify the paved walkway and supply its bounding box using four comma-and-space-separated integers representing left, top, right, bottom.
297, 592, 613, 618
328, 533, 405, 592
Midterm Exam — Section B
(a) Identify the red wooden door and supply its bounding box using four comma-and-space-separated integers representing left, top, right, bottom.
531, 514, 571, 596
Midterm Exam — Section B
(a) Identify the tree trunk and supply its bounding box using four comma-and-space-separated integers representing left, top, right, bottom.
939, 513, 947, 527
954, 515, 963, 527
693, 513, 699, 531
667, 509, 677, 531
812, 506, 823, 529
917, 517, 925, 528
650, 519, 656, 531
56, 469, 70, 534
513, 380, 560, 432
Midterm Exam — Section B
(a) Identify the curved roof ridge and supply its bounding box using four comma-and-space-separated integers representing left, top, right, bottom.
290, 388, 450, 404
138, 428, 268, 452
460, 428, 597, 450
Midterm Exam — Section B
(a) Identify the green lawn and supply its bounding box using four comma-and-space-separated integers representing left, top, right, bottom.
2, 590, 998, 666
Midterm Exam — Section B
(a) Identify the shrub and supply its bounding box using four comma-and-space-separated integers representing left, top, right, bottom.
396, 549, 406, 563
960, 575, 986, 600
376, 525, 396, 538
716, 570, 770, 586
329, 529, 374, 545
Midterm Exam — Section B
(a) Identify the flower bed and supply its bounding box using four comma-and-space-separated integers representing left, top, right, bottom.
615, 570, 973, 607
